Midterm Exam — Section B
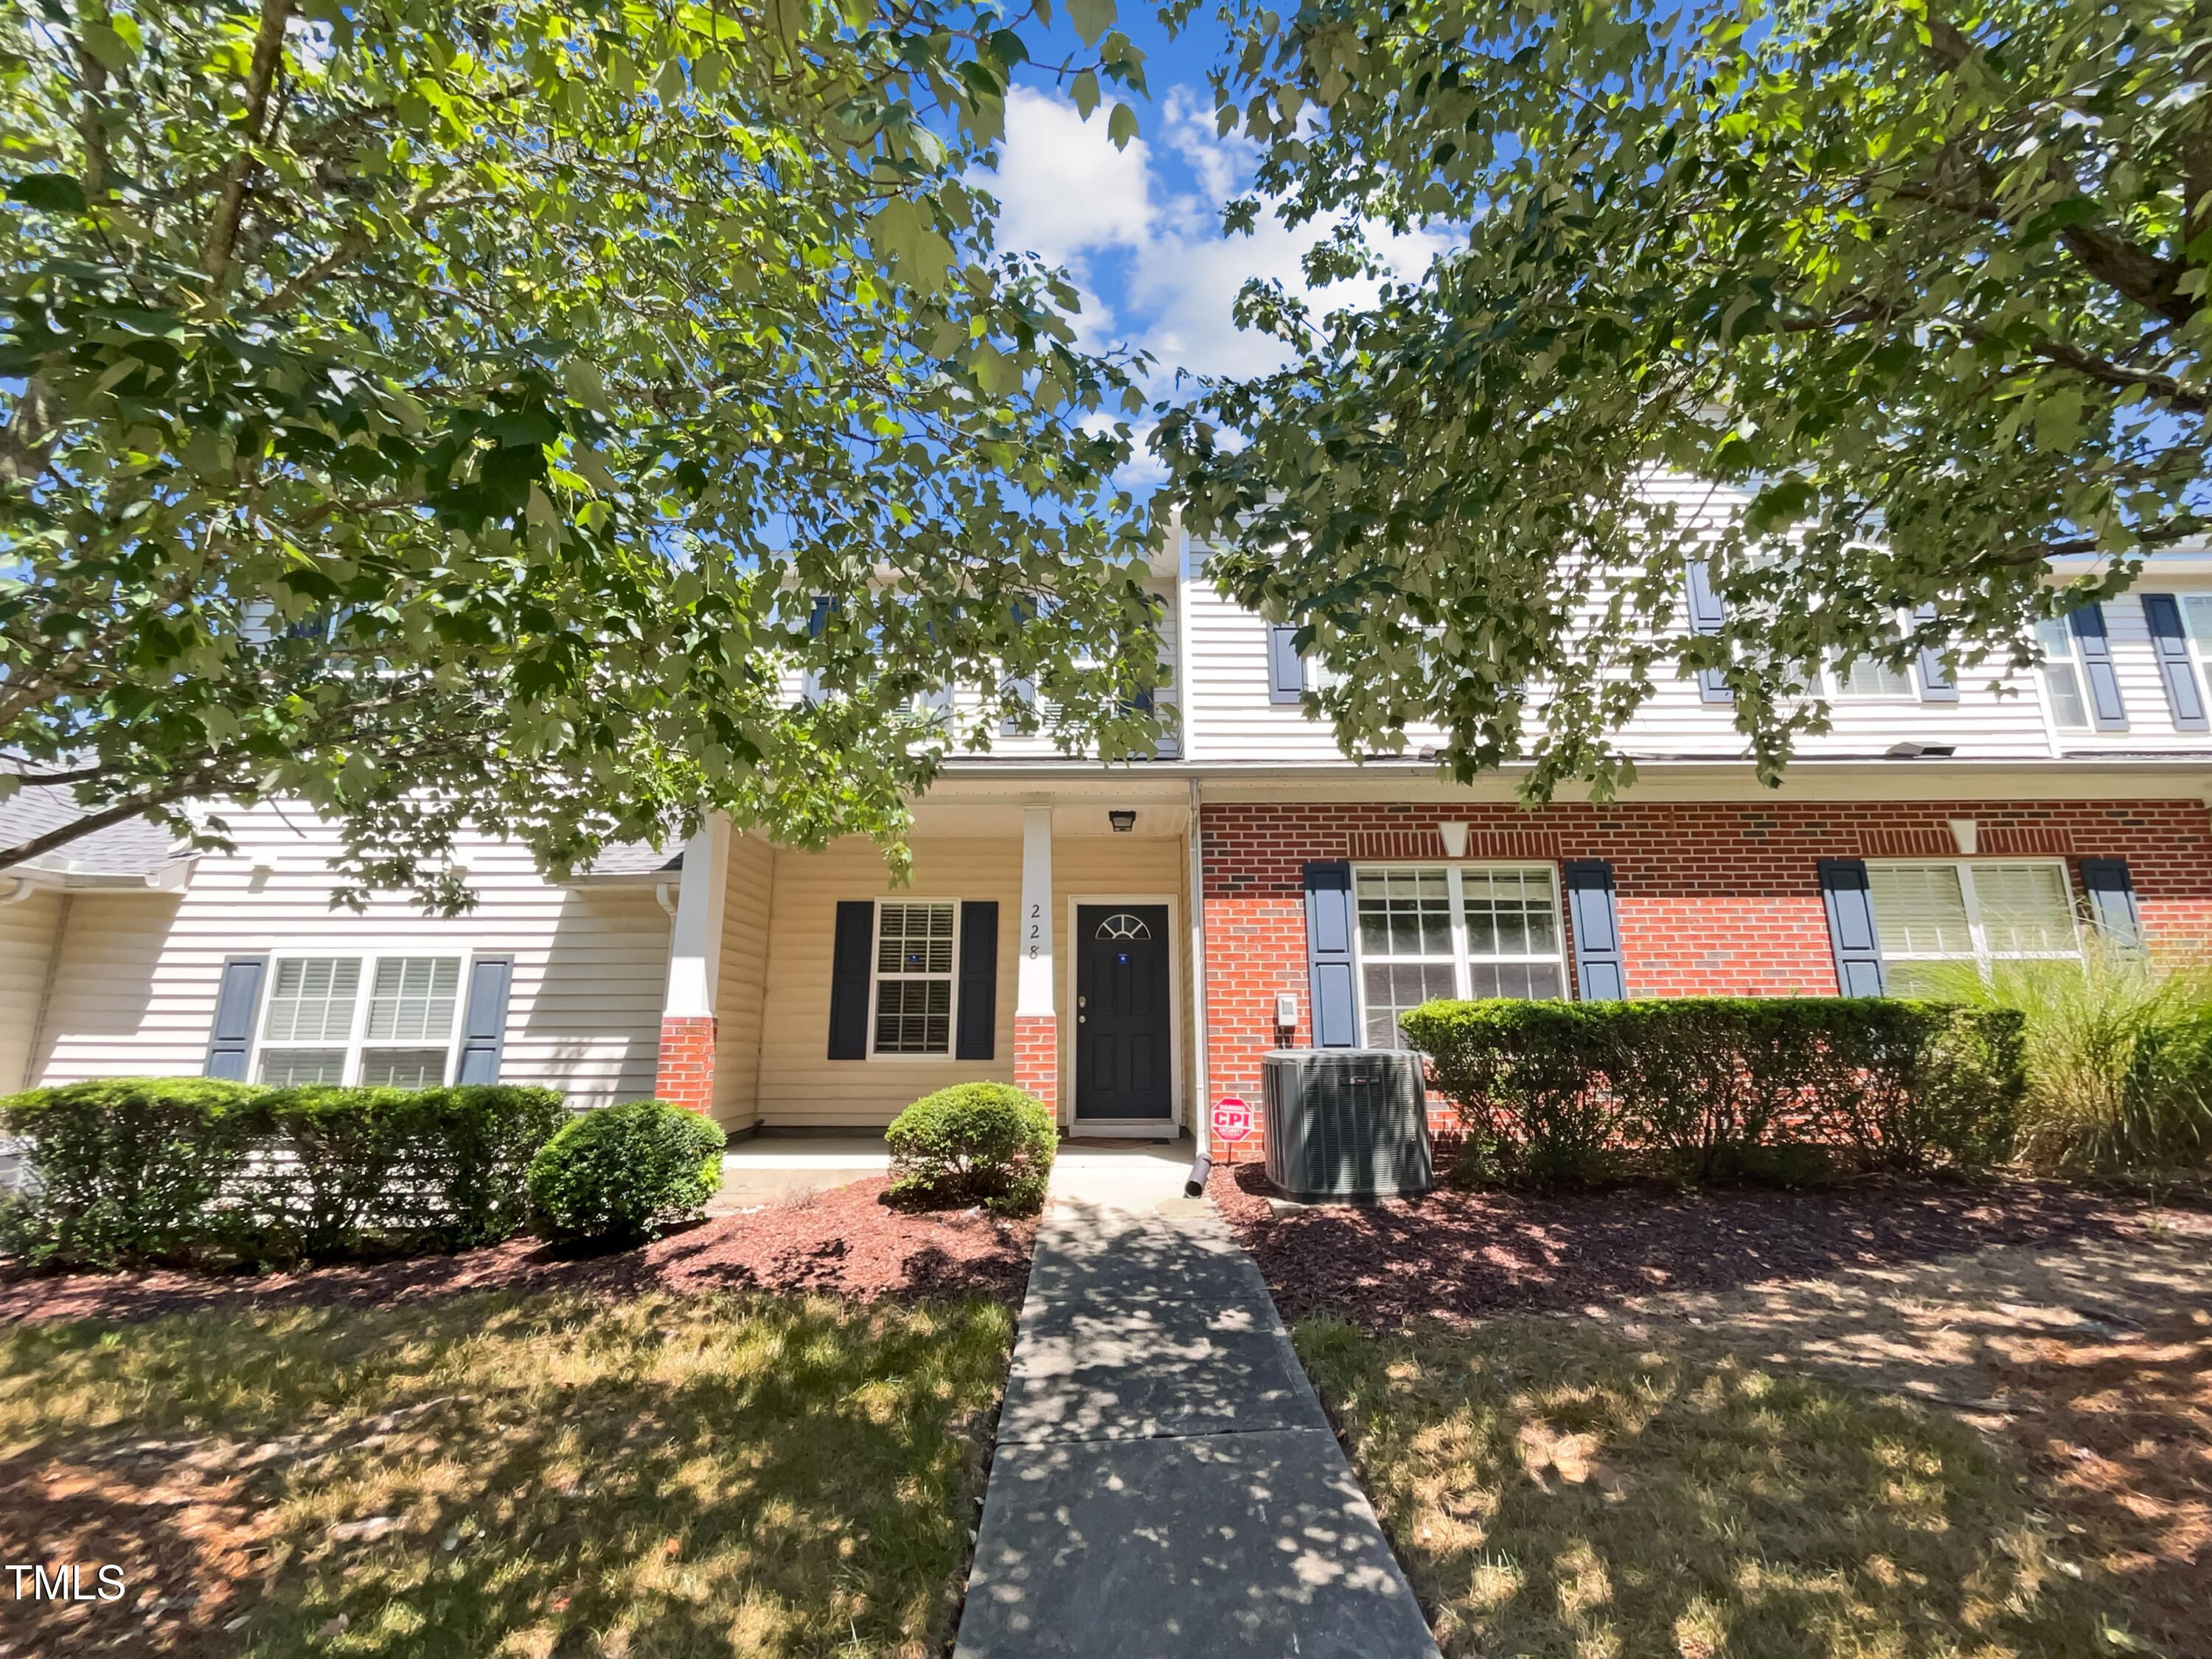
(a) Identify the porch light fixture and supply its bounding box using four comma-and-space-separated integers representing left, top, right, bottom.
1108, 810, 1137, 832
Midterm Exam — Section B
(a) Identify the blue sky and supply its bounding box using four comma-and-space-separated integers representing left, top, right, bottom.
984, 6, 1455, 481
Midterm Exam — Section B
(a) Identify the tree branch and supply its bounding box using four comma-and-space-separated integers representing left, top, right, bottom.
0, 777, 209, 873
198, 0, 294, 293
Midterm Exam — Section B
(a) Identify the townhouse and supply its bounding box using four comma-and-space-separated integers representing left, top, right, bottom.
7, 520, 2212, 1153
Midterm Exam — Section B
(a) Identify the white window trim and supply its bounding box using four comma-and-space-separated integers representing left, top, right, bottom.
1868, 858, 2085, 983
249, 948, 478, 1087
1351, 863, 1569, 1043
866, 897, 964, 1062
2034, 616, 2093, 731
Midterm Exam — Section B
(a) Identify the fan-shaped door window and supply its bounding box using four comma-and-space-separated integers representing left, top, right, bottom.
1094, 912, 1152, 941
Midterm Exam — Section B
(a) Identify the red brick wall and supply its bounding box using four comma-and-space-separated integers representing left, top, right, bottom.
1200, 797, 2212, 1133
1014, 1012, 1058, 1121
655, 1015, 717, 1114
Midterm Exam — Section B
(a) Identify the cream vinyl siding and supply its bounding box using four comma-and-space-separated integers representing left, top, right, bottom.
751, 830, 1194, 1129
753, 835, 1020, 1125
712, 831, 776, 1129
0, 886, 65, 1092
31, 805, 669, 1108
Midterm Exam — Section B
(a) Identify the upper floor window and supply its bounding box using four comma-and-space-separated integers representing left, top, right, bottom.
1829, 648, 1916, 699
2034, 616, 2091, 729
1354, 865, 1565, 1046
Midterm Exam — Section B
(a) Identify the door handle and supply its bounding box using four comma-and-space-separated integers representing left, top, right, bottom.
1078, 1015, 1086, 1024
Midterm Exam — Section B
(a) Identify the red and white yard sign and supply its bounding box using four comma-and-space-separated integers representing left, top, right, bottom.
1211, 1096, 1252, 1155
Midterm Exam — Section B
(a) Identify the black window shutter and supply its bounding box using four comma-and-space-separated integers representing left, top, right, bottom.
1911, 603, 1958, 702
1302, 861, 1358, 1046
2140, 594, 2207, 731
1817, 859, 1887, 996
1683, 560, 1733, 704
955, 901, 998, 1060
2080, 858, 2145, 951
2069, 605, 2129, 729
1267, 623, 1305, 704
455, 956, 513, 1085
203, 956, 268, 1080
827, 900, 874, 1060
1562, 861, 1627, 1001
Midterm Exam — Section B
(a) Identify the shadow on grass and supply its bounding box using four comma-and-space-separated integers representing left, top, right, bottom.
1295, 1315, 2151, 1658
0, 1288, 1015, 1658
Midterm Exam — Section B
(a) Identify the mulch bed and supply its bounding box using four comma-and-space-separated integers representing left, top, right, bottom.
1208, 1158, 2164, 1329
0, 1178, 1034, 1327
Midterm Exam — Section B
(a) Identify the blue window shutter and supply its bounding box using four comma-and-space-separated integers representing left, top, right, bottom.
2069, 605, 2129, 730
1267, 624, 1305, 705
1302, 861, 1358, 1047
1817, 859, 1887, 996
2080, 858, 2145, 952
2140, 595, 2207, 731
203, 956, 268, 1079
955, 901, 998, 1060
1683, 560, 1732, 704
455, 956, 513, 1085
1562, 861, 1627, 1001
827, 900, 874, 1060
1911, 603, 1958, 702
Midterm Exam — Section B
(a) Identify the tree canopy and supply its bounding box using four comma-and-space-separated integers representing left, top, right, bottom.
1, 0, 1159, 906
1156, 0, 2212, 796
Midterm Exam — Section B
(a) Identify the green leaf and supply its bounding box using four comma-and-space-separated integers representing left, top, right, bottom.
1067, 0, 1116, 47
1071, 69, 1100, 119
7, 174, 86, 214
1106, 101, 1139, 150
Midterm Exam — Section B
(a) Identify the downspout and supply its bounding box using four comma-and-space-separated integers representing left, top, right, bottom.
1185, 774, 1212, 1195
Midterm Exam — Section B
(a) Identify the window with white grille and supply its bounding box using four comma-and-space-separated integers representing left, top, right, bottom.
1354, 866, 1566, 1046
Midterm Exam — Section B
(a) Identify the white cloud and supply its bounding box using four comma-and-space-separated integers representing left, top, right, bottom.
984, 85, 1458, 395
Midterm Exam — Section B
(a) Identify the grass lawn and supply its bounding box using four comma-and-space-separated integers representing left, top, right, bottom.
1295, 1315, 2157, 1659
0, 1290, 1015, 1658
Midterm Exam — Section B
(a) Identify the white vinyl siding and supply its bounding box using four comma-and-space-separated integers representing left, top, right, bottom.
1354, 864, 1566, 1046
1866, 860, 2081, 991
0, 886, 66, 1092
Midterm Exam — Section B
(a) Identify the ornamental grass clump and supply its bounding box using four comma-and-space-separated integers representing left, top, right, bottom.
1932, 952, 2212, 1175
525, 1100, 726, 1245
883, 1083, 1055, 1215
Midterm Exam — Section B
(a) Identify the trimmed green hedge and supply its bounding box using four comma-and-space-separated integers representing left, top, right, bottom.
884, 1083, 1056, 1214
0, 1078, 566, 1267
1397, 998, 2025, 1186
526, 1100, 726, 1244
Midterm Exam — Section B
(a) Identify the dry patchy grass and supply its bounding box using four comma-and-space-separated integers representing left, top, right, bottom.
0, 1289, 1014, 1658
1295, 1316, 2156, 1658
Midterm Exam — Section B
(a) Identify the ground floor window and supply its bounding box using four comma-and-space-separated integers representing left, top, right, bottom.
872, 900, 958, 1056
1865, 860, 2082, 992
1354, 865, 1565, 1046
255, 953, 468, 1085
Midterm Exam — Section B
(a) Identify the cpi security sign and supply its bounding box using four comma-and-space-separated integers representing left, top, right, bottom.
1211, 1096, 1252, 1144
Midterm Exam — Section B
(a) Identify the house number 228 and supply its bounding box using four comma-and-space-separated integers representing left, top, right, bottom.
1027, 904, 1043, 958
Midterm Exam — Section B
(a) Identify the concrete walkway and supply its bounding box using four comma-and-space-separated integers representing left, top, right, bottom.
953, 1203, 1441, 1657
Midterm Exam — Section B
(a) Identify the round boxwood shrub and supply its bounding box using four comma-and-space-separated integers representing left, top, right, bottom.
526, 1101, 726, 1244
883, 1083, 1055, 1215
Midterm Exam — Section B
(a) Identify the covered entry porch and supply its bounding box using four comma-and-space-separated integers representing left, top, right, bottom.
655, 778, 1199, 1140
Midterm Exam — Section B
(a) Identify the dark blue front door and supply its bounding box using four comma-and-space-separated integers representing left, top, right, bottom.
1075, 905, 1172, 1119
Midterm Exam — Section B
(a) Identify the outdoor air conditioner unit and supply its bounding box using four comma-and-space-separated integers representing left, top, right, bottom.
1261, 1049, 1433, 1202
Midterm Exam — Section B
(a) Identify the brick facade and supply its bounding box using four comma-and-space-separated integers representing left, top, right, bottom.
1014, 1012, 1058, 1120
654, 1015, 717, 1114
1200, 797, 2212, 1142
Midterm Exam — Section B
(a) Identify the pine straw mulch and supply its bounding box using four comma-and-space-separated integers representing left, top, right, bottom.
0, 1178, 1034, 1328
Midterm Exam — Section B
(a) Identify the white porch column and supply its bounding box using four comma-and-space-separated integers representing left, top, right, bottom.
656, 815, 732, 1113
1015, 804, 1058, 1116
